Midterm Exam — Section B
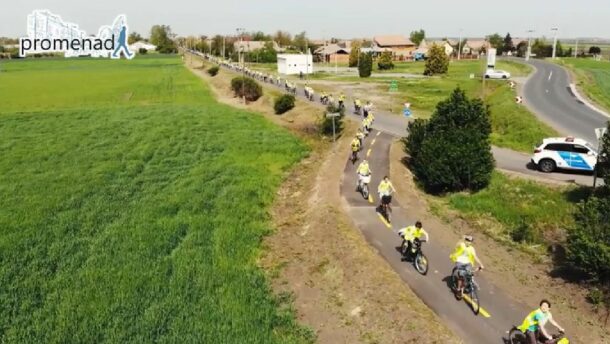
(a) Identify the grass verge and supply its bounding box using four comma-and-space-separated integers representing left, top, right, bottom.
558, 57, 610, 113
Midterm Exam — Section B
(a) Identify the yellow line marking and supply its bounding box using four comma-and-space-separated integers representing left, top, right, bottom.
368, 194, 374, 203
462, 295, 491, 318
376, 213, 392, 228
376, 131, 381, 137
367, 148, 372, 157
371, 138, 376, 145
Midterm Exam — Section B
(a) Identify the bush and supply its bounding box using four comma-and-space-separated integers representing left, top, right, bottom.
589, 46, 602, 55
377, 51, 394, 70
349, 42, 361, 67
274, 94, 295, 114
230, 77, 263, 101
319, 103, 345, 136
567, 196, 610, 283
138, 48, 148, 55
207, 66, 219, 76
404, 88, 494, 193
424, 44, 449, 76
358, 53, 372, 78
511, 220, 540, 244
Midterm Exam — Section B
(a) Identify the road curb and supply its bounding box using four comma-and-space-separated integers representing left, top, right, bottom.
568, 83, 610, 119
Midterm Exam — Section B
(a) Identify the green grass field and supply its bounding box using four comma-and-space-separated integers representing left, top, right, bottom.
0, 56, 313, 343
558, 57, 610, 112
430, 172, 585, 248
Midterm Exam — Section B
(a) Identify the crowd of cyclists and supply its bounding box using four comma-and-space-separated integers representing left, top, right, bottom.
192, 51, 570, 344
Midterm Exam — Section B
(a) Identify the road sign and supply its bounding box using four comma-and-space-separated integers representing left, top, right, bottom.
487, 48, 496, 68
389, 80, 398, 92
325, 113, 340, 142
595, 127, 607, 140
325, 112, 341, 118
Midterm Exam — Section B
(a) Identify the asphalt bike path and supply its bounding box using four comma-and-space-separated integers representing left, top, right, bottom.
343, 131, 527, 343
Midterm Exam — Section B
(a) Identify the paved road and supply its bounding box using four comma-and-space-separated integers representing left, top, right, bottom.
519, 58, 608, 144
343, 131, 527, 343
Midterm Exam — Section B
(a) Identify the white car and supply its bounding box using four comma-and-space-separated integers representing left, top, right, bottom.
484, 69, 511, 79
531, 137, 598, 173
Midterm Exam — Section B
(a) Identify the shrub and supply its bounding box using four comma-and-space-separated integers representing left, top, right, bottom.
207, 66, 219, 76
349, 42, 361, 67
424, 44, 449, 76
230, 77, 262, 101
274, 94, 295, 114
138, 48, 148, 55
358, 53, 372, 78
319, 103, 344, 136
510, 220, 540, 244
404, 88, 494, 193
589, 46, 602, 55
567, 196, 610, 283
377, 51, 394, 70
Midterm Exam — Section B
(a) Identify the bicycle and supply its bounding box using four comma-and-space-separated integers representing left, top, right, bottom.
450, 265, 481, 315
357, 174, 370, 200
507, 327, 569, 344
377, 195, 392, 223
399, 237, 429, 275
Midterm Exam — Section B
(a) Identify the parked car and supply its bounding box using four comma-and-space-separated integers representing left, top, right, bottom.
531, 137, 598, 173
484, 69, 511, 79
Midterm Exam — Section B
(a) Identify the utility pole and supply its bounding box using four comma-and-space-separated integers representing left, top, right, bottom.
526, 29, 534, 61
574, 38, 579, 58
551, 27, 559, 59
222, 36, 225, 59
458, 28, 463, 60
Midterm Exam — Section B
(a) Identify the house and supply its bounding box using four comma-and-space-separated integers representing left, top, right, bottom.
277, 54, 313, 75
234, 41, 281, 53
414, 39, 454, 58
462, 40, 490, 55
372, 35, 416, 59
129, 41, 156, 52
314, 44, 350, 63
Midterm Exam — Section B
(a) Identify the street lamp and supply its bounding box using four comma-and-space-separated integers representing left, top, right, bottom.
526, 29, 534, 61
551, 27, 559, 59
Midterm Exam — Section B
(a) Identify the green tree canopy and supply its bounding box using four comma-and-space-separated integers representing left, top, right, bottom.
424, 44, 449, 76
410, 29, 426, 46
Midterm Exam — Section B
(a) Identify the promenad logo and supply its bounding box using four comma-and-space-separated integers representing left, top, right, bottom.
19, 10, 134, 59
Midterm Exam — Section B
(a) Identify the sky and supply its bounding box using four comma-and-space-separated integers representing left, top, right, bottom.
1, 0, 608, 40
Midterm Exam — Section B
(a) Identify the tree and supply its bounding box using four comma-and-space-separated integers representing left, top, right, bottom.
349, 41, 361, 67
150, 25, 177, 53
424, 44, 449, 76
487, 33, 503, 55
516, 41, 528, 58
128, 32, 143, 45
404, 88, 494, 193
251, 31, 271, 41
410, 29, 425, 46
293, 31, 309, 53
377, 51, 394, 70
273, 31, 292, 48
358, 53, 372, 78
195, 36, 209, 53
532, 38, 552, 58
590, 46, 602, 55
502, 33, 514, 54
598, 121, 610, 182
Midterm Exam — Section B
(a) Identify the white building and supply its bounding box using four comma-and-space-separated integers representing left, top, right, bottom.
129, 41, 157, 52
277, 54, 313, 75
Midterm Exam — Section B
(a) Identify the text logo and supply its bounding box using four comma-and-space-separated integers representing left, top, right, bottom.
19, 10, 134, 59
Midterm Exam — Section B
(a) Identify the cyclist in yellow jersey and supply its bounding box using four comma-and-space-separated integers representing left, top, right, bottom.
398, 221, 429, 258
450, 235, 485, 297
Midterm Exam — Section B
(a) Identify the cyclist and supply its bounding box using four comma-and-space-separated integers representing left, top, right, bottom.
517, 300, 565, 344
356, 159, 372, 188
354, 98, 362, 114
363, 101, 372, 118
338, 93, 346, 109
356, 129, 365, 147
377, 176, 396, 220
450, 235, 484, 298
350, 136, 361, 161
398, 221, 429, 259
362, 117, 371, 135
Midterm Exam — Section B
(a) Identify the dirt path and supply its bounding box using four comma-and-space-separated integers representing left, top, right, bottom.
185, 54, 458, 343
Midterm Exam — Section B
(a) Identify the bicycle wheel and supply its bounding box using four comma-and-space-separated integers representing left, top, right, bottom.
469, 285, 480, 315
414, 252, 429, 275
507, 327, 527, 344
